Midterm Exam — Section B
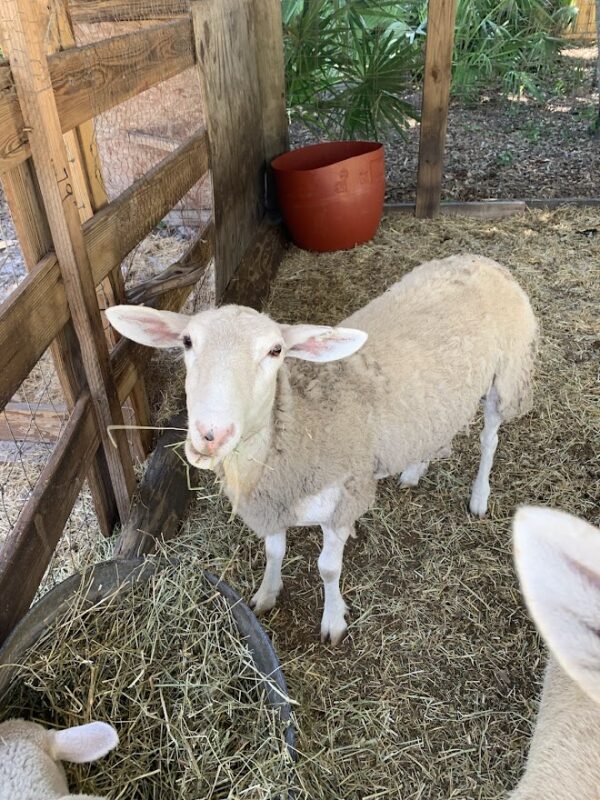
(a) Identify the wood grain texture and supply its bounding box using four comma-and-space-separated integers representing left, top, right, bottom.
127, 222, 214, 304
0, 403, 67, 443
251, 0, 289, 216
0, 19, 195, 174
222, 220, 287, 310
0, 130, 208, 408
3, 0, 135, 520
415, 0, 458, 219
0, 158, 117, 535
113, 411, 192, 559
83, 128, 209, 287
0, 392, 99, 644
192, 0, 265, 296
70, 0, 189, 23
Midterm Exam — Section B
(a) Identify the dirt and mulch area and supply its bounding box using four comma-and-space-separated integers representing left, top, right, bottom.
291, 46, 600, 202
143, 206, 598, 799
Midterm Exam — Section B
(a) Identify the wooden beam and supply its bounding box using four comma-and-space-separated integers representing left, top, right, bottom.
0, 19, 195, 174
0, 392, 99, 644
0, 402, 67, 442
0, 129, 209, 409
191, 0, 265, 296
0, 162, 117, 535
415, 0, 458, 219
386, 200, 527, 218
3, 0, 135, 521
70, 0, 189, 23
83, 128, 209, 287
222, 220, 287, 310
126, 222, 214, 305
113, 411, 192, 559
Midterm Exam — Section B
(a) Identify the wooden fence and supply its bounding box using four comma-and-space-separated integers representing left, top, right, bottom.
0, 0, 287, 643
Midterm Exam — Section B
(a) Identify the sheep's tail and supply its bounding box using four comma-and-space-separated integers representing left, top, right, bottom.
494, 318, 539, 422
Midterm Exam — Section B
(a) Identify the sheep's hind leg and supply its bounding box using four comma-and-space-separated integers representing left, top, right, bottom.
398, 461, 429, 487
319, 525, 352, 645
470, 385, 502, 517
251, 530, 286, 614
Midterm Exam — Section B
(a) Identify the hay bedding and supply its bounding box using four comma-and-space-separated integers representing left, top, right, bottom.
178, 208, 598, 798
1, 208, 597, 800
1, 542, 291, 799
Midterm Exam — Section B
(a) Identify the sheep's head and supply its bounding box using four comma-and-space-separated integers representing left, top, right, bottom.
0, 719, 118, 798
106, 304, 367, 467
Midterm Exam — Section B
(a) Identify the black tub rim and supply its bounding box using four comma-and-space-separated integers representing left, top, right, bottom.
0, 557, 296, 759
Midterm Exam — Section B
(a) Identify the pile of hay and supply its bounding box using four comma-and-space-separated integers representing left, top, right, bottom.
174, 207, 598, 798
0, 539, 292, 799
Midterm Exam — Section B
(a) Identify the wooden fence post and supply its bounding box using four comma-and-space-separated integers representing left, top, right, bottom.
191, 0, 288, 298
415, 0, 457, 219
2, 0, 135, 522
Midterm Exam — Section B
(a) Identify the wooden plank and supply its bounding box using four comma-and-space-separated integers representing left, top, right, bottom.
113, 411, 192, 558
84, 128, 209, 287
3, 0, 135, 521
70, 0, 189, 23
386, 200, 527, 218
191, 0, 265, 296
127, 222, 214, 305
0, 130, 209, 409
222, 220, 287, 310
0, 160, 117, 535
251, 0, 288, 215
415, 0, 458, 219
0, 19, 195, 174
0, 402, 67, 442
0, 392, 99, 644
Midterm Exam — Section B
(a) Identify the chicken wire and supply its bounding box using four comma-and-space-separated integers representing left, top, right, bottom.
0, 0, 214, 595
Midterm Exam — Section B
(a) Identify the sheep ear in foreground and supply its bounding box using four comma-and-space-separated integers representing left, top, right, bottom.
280, 324, 367, 362
47, 721, 119, 764
513, 505, 600, 703
104, 304, 189, 348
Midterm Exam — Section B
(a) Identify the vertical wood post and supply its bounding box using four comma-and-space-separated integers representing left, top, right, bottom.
1, 0, 135, 522
191, 0, 288, 298
415, 0, 457, 219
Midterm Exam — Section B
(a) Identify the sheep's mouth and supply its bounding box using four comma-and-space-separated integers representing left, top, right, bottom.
184, 439, 217, 470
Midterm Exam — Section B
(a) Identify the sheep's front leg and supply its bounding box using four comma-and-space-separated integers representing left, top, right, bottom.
319, 525, 352, 645
251, 530, 286, 614
470, 386, 502, 517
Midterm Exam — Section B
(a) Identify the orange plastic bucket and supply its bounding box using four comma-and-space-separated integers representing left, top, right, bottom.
271, 141, 385, 252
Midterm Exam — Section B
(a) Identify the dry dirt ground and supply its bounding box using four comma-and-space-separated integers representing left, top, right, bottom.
174, 208, 598, 799
1, 207, 598, 798
291, 45, 600, 202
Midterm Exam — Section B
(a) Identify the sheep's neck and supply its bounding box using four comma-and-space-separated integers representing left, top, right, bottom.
219, 371, 287, 502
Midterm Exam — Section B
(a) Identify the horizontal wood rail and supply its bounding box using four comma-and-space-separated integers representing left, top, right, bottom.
0, 402, 67, 443
0, 129, 209, 410
0, 266, 201, 642
70, 0, 190, 23
0, 18, 195, 173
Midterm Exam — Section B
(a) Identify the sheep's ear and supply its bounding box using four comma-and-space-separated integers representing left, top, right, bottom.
280, 324, 367, 363
47, 722, 118, 764
104, 305, 188, 349
513, 505, 600, 703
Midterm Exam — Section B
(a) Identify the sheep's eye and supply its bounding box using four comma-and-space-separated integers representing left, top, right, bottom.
182, 335, 192, 350
268, 344, 282, 357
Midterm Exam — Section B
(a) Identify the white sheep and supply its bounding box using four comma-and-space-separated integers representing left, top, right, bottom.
511, 506, 600, 799
107, 253, 538, 644
0, 718, 118, 799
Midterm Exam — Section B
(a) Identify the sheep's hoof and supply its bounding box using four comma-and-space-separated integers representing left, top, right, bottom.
469, 490, 489, 518
250, 583, 282, 615
320, 604, 348, 646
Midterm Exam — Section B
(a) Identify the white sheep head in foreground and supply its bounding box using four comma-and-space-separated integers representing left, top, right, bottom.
511, 507, 600, 799
107, 254, 538, 644
0, 719, 118, 800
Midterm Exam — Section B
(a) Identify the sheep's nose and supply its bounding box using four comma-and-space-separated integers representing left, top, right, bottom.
195, 422, 235, 452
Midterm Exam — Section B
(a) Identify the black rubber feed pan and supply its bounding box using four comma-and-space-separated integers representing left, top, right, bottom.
0, 558, 296, 760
